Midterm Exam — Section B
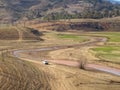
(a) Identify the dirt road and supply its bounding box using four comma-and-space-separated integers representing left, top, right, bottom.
12, 37, 120, 76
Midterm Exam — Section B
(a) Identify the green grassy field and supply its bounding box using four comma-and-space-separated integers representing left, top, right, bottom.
106, 32, 120, 42
57, 33, 89, 42
92, 46, 120, 63
90, 32, 120, 63
86, 32, 120, 42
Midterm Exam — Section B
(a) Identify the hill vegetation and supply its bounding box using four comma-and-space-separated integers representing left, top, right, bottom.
0, 0, 120, 22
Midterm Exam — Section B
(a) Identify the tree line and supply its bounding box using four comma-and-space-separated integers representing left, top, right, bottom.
43, 9, 120, 20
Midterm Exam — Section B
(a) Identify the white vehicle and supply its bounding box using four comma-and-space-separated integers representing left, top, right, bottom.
42, 60, 49, 65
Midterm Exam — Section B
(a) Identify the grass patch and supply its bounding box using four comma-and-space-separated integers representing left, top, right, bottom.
99, 32, 120, 42
92, 46, 120, 63
57, 34, 80, 39
99, 54, 120, 63
87, 32, 120, 63
86, 32, 120, 42
93, 46, 120, 52
57, 34, 89, 42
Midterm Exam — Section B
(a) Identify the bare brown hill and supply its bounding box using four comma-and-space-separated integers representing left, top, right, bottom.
0, 26, 43, 40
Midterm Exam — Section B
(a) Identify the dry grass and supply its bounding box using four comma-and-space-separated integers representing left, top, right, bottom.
48, 47, 98, 61
0, 26, 42, 41
16, 47, 120, 90
0, 51, 51, 90
0, 26, 19, 40
0, 25, 120, 90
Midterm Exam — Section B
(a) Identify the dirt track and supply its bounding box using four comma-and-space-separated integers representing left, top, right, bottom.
10, 36, 120, 90
13, 37, 120, 76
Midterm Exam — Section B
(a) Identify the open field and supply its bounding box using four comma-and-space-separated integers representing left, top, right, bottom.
83, 32, 120, 42
0, 25, 120, 90
48, 32, 120, 69
92, 46, 120, 63
84, 32, 120, 64
56, 34, 89, 42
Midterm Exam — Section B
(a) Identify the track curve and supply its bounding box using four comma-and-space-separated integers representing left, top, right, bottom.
13, 37, 120, 76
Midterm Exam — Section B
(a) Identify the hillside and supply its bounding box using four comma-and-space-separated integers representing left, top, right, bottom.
0, 26, 43, 40
0, 0, 120, 23
28, 17, 120, 31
